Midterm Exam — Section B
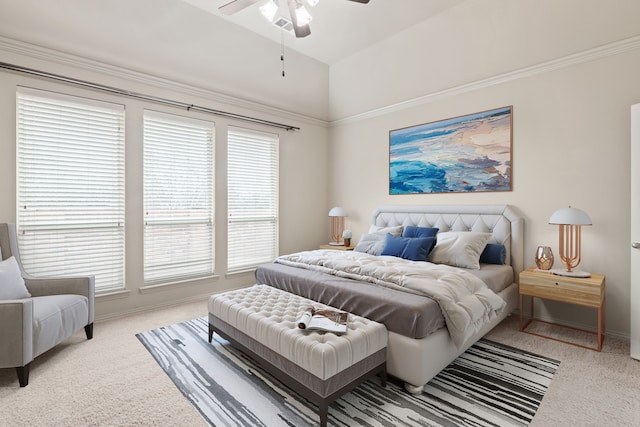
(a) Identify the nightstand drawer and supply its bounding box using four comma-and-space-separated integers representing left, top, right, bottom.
519, 269, 605, 307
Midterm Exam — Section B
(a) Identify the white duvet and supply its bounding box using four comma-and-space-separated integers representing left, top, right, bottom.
275, 250, 506, 348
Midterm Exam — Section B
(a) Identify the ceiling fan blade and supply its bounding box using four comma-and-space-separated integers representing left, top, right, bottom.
347, 0, 370, 3
287, 0, 311, 38
219, 0, 261, 15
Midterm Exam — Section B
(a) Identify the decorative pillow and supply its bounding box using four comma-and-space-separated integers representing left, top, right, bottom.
368, 225, 403, 237
354, 225, 405, 256
0, 256, 30, 300
480, 243, 507, 265
353, 233, 387, 256
429, 231, 492, 270
380, 234, 437, 262
402, 226, 439, 253
402, 226, 439, 238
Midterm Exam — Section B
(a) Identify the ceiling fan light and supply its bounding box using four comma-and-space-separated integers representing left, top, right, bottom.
259, 0, 279, 22
295, 5, 313, 26
306, 0, 320, 6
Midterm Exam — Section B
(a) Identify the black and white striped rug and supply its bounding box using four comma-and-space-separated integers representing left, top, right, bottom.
136, 318, 559, 426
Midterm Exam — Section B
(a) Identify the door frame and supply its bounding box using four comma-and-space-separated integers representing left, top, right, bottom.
630, 104, 640, 359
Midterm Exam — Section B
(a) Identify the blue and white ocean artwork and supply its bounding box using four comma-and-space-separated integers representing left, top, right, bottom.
389, 106, 512, 194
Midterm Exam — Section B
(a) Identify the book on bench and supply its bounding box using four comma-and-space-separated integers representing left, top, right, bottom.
297, 307, 348, 334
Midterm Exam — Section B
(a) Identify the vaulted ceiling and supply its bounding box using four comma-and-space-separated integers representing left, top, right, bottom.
181, 0, 465, 64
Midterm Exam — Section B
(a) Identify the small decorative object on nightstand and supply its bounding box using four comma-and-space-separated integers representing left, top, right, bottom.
342, 229, 352, 247
519, 267, 606, 351
534, 246, 554, 270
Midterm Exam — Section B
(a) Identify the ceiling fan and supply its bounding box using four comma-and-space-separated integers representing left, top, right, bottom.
218, 0, 370, 38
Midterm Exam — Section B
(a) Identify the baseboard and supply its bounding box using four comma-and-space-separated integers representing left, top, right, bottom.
95, 293, 211, 323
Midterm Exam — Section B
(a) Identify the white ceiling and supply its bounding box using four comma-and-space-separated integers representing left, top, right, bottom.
181, 0, 464, 65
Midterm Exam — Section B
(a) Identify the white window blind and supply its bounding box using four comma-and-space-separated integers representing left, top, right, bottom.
227, 126, 279, 272
16, 88, 125, 293
143, 111, 215, 285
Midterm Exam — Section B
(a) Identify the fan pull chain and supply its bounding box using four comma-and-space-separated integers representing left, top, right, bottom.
281, 32, 286, 77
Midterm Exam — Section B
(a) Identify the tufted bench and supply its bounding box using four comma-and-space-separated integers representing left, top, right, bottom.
208, 284, 387, 427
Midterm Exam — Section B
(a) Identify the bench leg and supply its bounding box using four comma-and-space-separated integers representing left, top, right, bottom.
319, 399, 328, 427
208, 323, 214, 343
380, 364, 387, 388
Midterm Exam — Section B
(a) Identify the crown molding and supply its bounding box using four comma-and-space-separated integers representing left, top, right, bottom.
3, 34, 639, 130
0, 36, 329, 129
331, 35, 640, 126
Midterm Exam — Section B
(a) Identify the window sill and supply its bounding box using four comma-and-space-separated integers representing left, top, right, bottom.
139, 275, 220, 294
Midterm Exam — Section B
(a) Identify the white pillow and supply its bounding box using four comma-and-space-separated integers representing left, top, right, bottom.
368, 225, 403, 237
353, 233, 387, 256
0, 256, 30, 300
429, 231, 492, 270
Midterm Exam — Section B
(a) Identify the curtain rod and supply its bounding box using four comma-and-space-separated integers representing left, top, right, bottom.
0, 61, 300, 132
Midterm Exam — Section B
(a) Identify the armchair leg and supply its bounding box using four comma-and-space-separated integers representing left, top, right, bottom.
17, 363, 30, 387
85, 323, 94, 340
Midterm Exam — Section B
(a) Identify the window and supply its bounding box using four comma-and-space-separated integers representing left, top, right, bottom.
227, 126, 279, 272
143, 111, 215, 285
16, 88, 125, 293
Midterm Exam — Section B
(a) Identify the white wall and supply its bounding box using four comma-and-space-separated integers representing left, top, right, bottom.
329, 0, 640, 338
0, 44, 330, 320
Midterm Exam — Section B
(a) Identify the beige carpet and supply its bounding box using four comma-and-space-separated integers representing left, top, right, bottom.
2, 300, 640, 426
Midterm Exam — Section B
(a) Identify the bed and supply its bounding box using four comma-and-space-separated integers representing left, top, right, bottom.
256, 204, 524, 394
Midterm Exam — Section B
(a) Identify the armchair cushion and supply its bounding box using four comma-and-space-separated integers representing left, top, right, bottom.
0, 256, 31, 300
32, 295, 89, 357
25, 276, 95, 324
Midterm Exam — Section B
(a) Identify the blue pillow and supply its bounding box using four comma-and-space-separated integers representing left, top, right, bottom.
402, 226, 439, 238
479, 243, 506, 265
380, 234, 437, 262
402, 226, 438, 253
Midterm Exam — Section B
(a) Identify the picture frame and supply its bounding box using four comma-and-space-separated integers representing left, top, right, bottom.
389, 106, 512, 194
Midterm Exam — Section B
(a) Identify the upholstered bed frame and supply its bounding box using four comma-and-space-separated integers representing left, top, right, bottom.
369, 204, 524, 393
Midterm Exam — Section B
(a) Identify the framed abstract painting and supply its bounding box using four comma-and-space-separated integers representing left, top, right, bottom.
389, 106, 512, 194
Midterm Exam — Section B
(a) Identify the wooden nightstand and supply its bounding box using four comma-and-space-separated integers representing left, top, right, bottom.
519, 267, 606, 351
319, 244, 354, 251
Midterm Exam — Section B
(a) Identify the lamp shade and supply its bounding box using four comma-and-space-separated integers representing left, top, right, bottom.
328, 206, 347, 217
549, 207, 592, 225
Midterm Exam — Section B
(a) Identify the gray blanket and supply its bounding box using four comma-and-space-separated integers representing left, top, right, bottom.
275, 250, 506, 347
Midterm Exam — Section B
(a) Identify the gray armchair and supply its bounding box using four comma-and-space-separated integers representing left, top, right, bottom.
0, 223, 94, 387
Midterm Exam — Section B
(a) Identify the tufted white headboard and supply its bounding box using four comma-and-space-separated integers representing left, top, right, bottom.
371, 204, 525, 282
